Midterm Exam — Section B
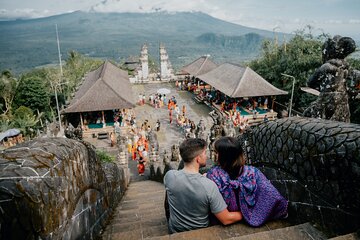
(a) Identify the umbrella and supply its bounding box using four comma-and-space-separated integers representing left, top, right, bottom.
0, 128, 21, 141
157, 88, 171, 95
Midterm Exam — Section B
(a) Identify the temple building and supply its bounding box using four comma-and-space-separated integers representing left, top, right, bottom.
63, 60, 136, 137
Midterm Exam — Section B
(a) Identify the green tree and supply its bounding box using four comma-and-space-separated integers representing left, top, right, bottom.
13, 76, 49, 113
63, 51, 102, 102
249, 27, 325, 113
250, 27, 360, 122
0, 70, 18, 115
12, 106, 41, 137
0, 115, 12, 132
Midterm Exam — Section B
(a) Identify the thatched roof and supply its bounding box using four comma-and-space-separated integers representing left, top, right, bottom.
180, 56, 218, 76
63, 61, 136, 113
197, 63, 288, 98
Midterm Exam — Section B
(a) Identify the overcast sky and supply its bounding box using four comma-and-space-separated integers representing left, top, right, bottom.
1, 0, 360, 40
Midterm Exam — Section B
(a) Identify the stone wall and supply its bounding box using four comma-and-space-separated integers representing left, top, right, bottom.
243, 117, 360, 236
0, 138, 129, 240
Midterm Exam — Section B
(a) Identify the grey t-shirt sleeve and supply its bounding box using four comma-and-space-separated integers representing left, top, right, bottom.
163, 170, 172, 188
207, 180, 227, 214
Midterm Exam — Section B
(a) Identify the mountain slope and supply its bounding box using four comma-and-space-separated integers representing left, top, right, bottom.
0, 11, 278, 74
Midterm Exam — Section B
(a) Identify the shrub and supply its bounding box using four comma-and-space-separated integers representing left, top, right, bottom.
96, 150, 115, 163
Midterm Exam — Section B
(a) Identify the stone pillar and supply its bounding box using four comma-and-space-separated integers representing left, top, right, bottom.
159, 43, 174, 81
139, 44, 149, 81
117, 140, 128, 166
149, 146, 159, 163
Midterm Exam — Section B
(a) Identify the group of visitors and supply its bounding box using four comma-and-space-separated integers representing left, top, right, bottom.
164, 137, 288, 233
137, 93, 146, 105
177, 78, 273, 128
149, 93, 167, 108
126, 119, 152, 176
166, 97, 197, 138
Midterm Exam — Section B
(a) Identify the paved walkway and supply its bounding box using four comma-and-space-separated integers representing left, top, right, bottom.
86, 82, 214, 181
129, 82, 214, 181
131, 82, 213, 153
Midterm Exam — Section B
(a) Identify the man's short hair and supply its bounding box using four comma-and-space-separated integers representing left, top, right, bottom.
179, 138, 207, 163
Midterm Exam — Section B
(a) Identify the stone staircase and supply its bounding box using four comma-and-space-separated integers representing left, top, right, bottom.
101, 181, 168, 239
100, 180, 355, 240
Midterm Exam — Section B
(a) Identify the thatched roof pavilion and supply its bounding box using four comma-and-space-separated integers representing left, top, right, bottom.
63, 61, 136, 113
197, 63, 287, 98
180, 56, 218, 76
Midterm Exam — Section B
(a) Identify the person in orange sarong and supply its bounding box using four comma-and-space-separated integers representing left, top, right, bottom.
137, 157, 145, 176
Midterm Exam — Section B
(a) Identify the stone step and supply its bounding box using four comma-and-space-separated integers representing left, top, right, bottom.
230, 222, 327, 240
101, 180, 167, 240
100, 180, 332, 240
329, 233, 360, 240
153, 219, 292, 240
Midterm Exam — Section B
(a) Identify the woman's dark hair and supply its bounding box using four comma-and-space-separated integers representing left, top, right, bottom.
214, 136, 244, 179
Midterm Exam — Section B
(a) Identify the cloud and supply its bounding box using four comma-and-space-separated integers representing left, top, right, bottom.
90, 0, 218, 13
0, 0, 358, 39
0, 8, 51, 20
349, 19, 360, 24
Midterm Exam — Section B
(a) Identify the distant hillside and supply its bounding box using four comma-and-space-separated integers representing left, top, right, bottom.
196, 33, 265, 54
0, 11, 279, 74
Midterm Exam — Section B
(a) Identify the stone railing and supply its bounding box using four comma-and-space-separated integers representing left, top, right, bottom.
241, 117, 360, 236
0, 138, 129, 239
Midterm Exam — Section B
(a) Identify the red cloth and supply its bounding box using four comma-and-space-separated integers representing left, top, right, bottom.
137, 162, 145, 174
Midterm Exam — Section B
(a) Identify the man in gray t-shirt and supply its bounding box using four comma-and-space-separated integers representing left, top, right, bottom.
164, 138, 242, 233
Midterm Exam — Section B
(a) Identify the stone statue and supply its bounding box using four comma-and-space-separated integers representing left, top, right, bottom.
49, 122, 60, 137
195, 118, 207, 141
223, 118, 236, 137
303, 35, 359, 122
147, 129, 159, 151
64, 123, 83, 141
170, 144, 180, 162
162, 150, 170, 164
209, 121, 225, 160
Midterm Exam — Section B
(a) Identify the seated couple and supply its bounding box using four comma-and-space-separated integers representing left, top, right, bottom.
164, 137, 288, 234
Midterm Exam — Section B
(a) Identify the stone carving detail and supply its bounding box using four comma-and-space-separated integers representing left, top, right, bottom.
48, 122, 60, 137
195, 118, 207, 141
148, 129, 159, 151
0, 138, 125, 239
64, 123, 83, 140
242, 117, 360, 235
223, 118, 236, 137
208, 113, 226, 160
170, 144, 180, 162
117, 136, 128, 165
147, 130, 160, 163
304, 35, 359, 122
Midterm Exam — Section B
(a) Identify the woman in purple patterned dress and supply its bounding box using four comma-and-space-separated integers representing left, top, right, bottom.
206, 136, 288, 227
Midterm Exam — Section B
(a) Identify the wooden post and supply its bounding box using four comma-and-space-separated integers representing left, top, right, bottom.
102, 111, 106, 128
271, 96, 276, 110
37, 109, 43, 127
80, 113, 84, 129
